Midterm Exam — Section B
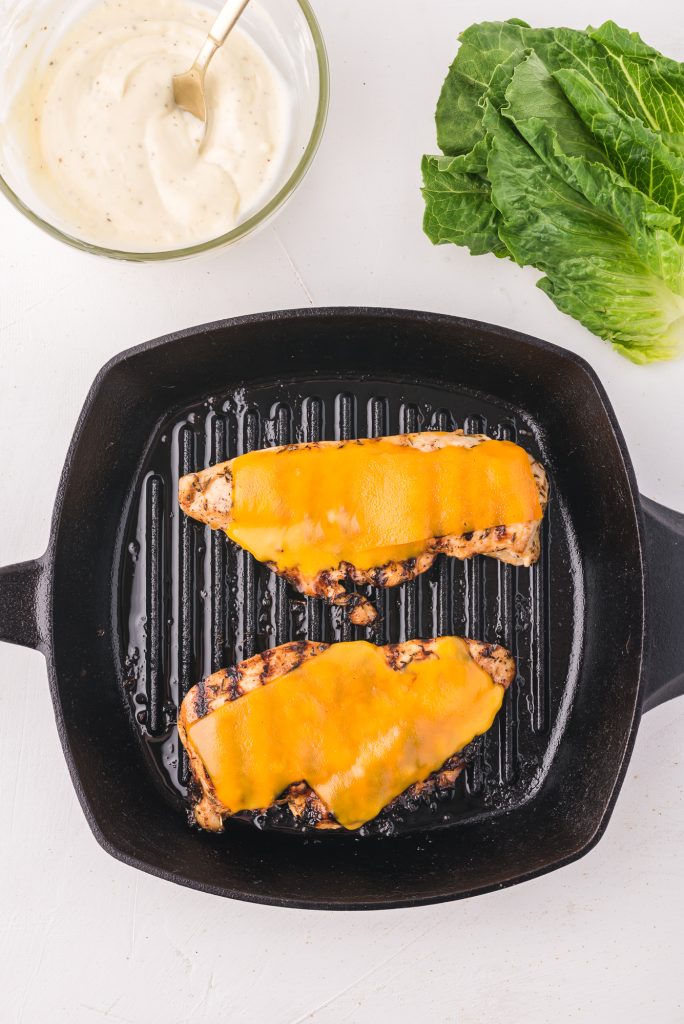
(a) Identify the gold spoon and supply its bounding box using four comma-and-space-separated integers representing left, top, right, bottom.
173, 0, 252, 123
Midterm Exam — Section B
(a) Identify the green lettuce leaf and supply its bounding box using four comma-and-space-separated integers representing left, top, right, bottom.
422, 18, 684, 362
424, 48, 533, 258
554, 67, 684, 242
435, 20, 555, 155
502, 52, 684, 294
421, 155, 508, 256
486, 111, 684, 363
436, 19, 684, 160
583, 21, 684, 144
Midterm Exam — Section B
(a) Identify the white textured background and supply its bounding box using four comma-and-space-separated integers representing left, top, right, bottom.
2, 1, 684, 1021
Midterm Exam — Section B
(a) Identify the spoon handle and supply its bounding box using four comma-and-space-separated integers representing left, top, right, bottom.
207, 0, 252, 47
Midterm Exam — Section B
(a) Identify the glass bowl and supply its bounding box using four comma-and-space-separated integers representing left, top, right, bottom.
0, 0, 329, 260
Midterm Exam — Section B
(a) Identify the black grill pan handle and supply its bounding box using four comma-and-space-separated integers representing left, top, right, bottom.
0, 558, 47, 652
641, 497, 684, 712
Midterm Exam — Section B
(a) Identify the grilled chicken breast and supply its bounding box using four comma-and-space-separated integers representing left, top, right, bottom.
178, 637, 516, 832
179, 431, 548, 625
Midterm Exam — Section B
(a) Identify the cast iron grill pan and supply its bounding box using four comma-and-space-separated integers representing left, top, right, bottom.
122, 376, 577, 836
2, 309, 683, 909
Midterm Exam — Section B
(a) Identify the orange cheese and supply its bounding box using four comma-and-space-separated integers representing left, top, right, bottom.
226, 434, 542, 576
187, 637, 505, 829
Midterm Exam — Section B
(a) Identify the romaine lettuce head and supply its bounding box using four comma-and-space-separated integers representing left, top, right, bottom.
422, 19, 684, 362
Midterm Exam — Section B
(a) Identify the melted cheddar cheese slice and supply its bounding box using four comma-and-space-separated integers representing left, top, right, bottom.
187, 637, 505, 829
227, 435, 542, 576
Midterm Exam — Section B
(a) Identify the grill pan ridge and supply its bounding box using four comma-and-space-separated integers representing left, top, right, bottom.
121, 375, 579, 837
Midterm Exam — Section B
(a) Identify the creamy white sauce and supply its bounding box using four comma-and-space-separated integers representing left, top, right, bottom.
6, 0, 287, 250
